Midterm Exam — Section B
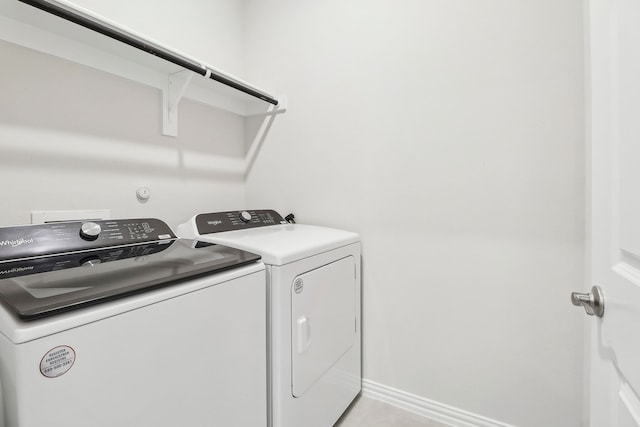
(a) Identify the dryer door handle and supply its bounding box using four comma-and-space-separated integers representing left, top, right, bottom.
296, 316, 311, 354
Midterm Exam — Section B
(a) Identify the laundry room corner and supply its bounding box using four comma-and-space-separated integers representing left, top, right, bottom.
242, 1, 586, 426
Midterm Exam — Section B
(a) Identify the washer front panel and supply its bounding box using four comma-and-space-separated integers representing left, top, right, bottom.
0, 270, 267, 427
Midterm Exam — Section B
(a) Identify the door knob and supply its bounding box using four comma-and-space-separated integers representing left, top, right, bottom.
571, 286, 604, 317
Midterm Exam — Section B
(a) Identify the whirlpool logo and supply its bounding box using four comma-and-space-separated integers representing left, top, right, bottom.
0, 237, 34, 248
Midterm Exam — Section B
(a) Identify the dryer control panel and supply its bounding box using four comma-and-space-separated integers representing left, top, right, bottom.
195, 210, 286, 235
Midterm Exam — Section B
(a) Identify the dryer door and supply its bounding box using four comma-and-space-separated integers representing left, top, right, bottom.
291, 256, 356, 397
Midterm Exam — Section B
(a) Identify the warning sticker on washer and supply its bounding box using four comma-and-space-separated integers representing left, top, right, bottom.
40, 346, 75, 378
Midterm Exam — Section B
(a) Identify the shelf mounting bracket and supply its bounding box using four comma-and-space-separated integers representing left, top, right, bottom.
162, 69, 195, 137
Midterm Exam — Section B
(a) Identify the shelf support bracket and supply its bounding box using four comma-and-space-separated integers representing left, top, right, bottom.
162, 70, 194, 137
245, 95, 288, 177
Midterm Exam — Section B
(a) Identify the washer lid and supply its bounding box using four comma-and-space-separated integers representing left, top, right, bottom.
191, 224, 358, 266
0, 239, 261, 320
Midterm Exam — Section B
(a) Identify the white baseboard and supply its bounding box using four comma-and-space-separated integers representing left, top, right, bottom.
361, 379, 516, 427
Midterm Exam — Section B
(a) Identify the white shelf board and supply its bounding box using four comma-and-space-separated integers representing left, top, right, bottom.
0, 0, 282, 118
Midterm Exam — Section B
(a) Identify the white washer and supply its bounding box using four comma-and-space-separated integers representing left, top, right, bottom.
177, 210, 361, 427
0, 218, 267, 427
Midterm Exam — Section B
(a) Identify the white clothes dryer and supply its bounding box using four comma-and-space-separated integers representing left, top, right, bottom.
177, 210, 361, 427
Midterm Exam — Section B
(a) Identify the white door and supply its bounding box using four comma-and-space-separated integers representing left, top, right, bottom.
584, 0, 640, 425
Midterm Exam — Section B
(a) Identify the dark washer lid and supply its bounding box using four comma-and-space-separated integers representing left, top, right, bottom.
0, 221, 261, 320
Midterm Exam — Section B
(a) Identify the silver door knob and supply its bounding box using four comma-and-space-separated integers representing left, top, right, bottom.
571, 286, 604, 317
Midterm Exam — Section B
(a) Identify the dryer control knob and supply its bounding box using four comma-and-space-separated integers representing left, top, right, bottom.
80, 222, 101, 241
239, 211, 252, 223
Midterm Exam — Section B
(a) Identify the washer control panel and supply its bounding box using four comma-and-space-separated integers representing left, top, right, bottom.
195, 210, 286, 235
0, 218, 175, 262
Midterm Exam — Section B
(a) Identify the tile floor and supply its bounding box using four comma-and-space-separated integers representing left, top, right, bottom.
334, 395, 453, 427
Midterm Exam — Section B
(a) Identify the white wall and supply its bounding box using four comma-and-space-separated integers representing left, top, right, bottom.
243, 1, 585, 426
0, 0, 247, 227
65, 0, 245, 77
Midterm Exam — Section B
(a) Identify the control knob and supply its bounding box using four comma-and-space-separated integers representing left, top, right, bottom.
239, 211, 252, 223
79, 222, 101, 241
80, 256, 102, 267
